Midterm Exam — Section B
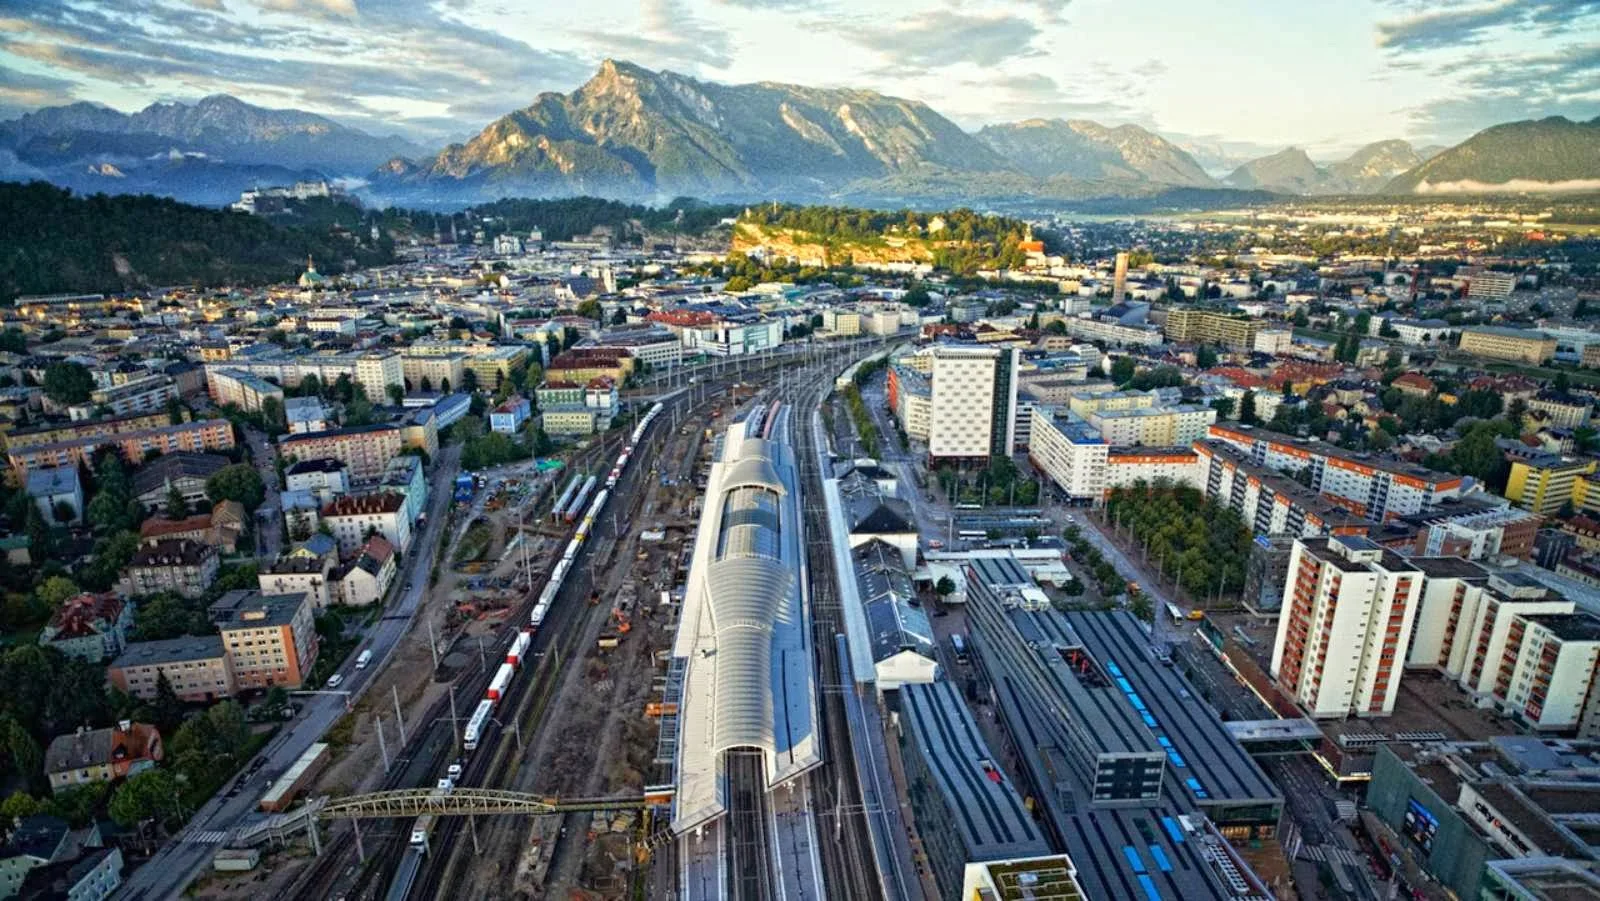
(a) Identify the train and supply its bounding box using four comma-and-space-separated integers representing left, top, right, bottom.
531, 402, 664, 635
412, 401, 667, 855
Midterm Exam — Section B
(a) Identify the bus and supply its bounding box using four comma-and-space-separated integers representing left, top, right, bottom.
956, 530, 988, 543
1165, 603, 1184, 626
951, 634, 970, 665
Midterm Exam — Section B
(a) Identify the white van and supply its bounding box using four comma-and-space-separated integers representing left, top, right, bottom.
356, 649, 373, 669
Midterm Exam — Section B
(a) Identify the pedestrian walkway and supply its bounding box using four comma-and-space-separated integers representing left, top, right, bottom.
183, 829, 230, 844
1302, 843, 1362, 867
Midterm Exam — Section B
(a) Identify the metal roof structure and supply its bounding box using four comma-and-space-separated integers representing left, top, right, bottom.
900, 681, 1049, 863
854, 539, 935, 665
671, 415, 819, 835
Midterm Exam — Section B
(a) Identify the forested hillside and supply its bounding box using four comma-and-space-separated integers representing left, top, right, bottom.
0, 182, 393, 301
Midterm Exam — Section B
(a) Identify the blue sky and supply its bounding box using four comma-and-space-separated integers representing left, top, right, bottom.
0, 0, 1596, 161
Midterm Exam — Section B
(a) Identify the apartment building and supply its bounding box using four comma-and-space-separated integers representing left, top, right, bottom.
277, 423, 403, 482
923, 345, 1018, 463
76, 375, 178, 420
1505, 454, 1595, 516
283, 396, 330, 434
204, 350, 403, 405
1029, 408, 1202, 500
1402, 501, 1541, 561
1162, 308, 1259, 350
546, 347, 634, 384
820, 308, 861, 336
1063, 316, 1164, 347
1458, 326, 1556, 365
204, 368, 285, 412
117, 539, 220, 599
1207, 424, 1462, 519
1195, 440, 1372, 538
400, 351, 465, 393
2, 411, 172, 453
1271, 536, 1423, 718
9, 419, 236, 480
408, 341, 530, 388
1085, 403, 1215, 448
258, 545, 338, 610
284, 458, 350, 504
209, 589, 319, 690
108, 636, 234, 702
1420, 567, 1600, 731
1526, 391, 1592, 430
321, 492, 411, 556
1465, 269, 1518, 299
885, 364, 932, 443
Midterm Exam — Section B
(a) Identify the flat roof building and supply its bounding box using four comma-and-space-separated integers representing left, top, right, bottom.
899, 681, 1052, 900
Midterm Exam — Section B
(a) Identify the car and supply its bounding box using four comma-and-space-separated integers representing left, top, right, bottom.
326, 673, 344, 688
447, 763, 463, 781
436, 777, 454, 793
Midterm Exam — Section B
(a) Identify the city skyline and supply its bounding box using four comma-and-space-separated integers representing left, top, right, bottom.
0, 0, 1596, 160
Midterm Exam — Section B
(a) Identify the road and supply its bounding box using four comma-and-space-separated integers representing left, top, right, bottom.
243, 425, 284, 561
115, 444, 463, 901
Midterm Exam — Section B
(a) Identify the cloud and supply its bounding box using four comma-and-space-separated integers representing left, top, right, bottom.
578, 0, 733, 72
1375, 0, 1600, 51
842, 11, 1042, 71
0, 0, 592, 143
1402, 41, 1600, 140
0, 65, 80, 118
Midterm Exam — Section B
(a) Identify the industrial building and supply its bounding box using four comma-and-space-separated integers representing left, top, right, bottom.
964, 556, 1278, 900
898, 681, 1052, 899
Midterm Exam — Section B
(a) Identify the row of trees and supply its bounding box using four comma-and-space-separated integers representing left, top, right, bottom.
1104, 480, 1253, 603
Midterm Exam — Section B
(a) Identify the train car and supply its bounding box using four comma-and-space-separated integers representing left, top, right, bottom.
462, 698, 495, 751
530, 601, 549, 632
565, 476, 597, 522
487, 662, 514, 701
508, 631, 531, 666
550, 475, 581, 523
410, 813, 436, 849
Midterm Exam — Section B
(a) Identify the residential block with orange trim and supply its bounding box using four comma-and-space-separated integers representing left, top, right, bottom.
1207, 424, 1462, 519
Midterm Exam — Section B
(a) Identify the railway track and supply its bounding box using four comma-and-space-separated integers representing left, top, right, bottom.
792, 366, 886, 901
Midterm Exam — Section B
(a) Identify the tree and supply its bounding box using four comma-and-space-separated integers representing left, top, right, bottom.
1368, 428, 1395, 451
1239, 391, 1258, 425
1554, 371, 1572, 393
1196, 344, 1218, 369
0, 791, 42, 823
934, 575, 956, 597
386, 383, 405, 405
1210, 397, 1235, 420
150, 671, 185, 735
36, 576, 78, 608
1575, 426, 1598, 454
166, 397, 186, 426
165, 483, 189, 518
461, 368, 479, 394
419, 375, 433, 393
0, 329, 27, 354
259, 396, 285, 433
439, 376, 451, 395
109, 769, 180, 828
1110, 356, 1137, 386
42, 362, 93, 405
51, 500, 75, 524
205, 464, 265, 512
1292, 307, 1309, 327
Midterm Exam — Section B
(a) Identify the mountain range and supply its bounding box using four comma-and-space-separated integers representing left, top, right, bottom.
0, 94, 423, 206
3, 61, 1597, 208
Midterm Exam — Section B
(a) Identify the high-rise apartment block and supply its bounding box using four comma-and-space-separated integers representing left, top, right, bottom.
1271, 536, 1422, 718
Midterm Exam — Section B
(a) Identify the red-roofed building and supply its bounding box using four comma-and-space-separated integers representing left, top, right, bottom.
648, 309, 719, 329
337, 535, 397, 606
1204, 366, 1269, 390
321, 492, 411, 556
38, 593, 133, 663
1391, 372, 1436, 397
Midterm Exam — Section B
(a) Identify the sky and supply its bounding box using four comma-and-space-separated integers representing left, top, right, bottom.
0, 0, 1596, 164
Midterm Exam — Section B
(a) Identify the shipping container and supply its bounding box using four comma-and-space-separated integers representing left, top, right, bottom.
487, 662, 514, 701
